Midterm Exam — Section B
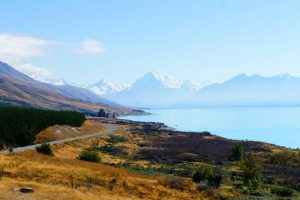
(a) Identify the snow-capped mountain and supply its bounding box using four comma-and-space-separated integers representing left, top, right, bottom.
134, 71, 182, 89
88, 79, 129, 96
107, 71, 210, 108
177, 73, 300, 108
22, 68, 300, 108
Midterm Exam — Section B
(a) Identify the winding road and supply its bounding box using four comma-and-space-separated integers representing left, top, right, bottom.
0, 123, 117, 155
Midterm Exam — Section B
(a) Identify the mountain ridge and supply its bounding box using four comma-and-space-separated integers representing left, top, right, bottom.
177, 73, 300, 108
24, 66, 300, 108
0, 61, 135, 115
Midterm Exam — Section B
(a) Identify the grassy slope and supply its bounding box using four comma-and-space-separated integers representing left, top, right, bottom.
0, 120, 299, 199
0, 122, 206, 200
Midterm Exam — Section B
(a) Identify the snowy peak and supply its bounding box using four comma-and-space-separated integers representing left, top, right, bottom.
132, 71, 182, 90
107, 71, 211, 108
88, 79, 129, 95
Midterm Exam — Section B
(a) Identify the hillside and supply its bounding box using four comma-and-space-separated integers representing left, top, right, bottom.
0, 119, 298, 199
0, 61, 137, 115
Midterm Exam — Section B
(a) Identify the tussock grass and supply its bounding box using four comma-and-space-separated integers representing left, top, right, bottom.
0, 129, 205, 200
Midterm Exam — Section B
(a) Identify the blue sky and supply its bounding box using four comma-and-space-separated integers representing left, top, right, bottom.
1, 0, 300, 84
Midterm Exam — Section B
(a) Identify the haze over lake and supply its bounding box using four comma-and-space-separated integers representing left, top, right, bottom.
120, 107, 300, 149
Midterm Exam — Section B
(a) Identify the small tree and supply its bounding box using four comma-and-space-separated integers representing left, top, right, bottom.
97, 109, 107, 118
78, 149, 101, 163
208, 174, 222, 188
193, 165, 214, 183
242, 151, 263, 190
193, 166, 222, 188
231, 144, 243, 162
36, 143, 54, 156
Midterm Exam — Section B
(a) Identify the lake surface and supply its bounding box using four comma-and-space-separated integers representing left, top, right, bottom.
120, 107, 300, 148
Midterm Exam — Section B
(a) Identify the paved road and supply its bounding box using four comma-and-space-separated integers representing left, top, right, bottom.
0, 123, 117, 155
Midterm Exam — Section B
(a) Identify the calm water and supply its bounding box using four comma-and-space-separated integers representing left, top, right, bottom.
120, 107, 300, 148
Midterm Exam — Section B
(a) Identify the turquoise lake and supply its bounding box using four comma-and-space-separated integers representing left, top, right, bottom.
120, 107, 300, 149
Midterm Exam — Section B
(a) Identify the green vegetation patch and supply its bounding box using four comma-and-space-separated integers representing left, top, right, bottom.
93, 145, 128, 156
268, 150, 300, 167
105, 135, 128, 144
0, 106, 85, 147
271, 185, 294, 197
78, 149, 101, 163
35, 143, 54, 156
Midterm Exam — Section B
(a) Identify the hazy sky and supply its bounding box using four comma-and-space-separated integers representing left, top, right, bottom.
1, 0, 300, 84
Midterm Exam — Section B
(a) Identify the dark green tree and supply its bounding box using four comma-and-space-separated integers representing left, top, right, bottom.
242, 151, 263, 190
97, 109, 108, 117
0, 106, 85, 147
231, 144, 243, 162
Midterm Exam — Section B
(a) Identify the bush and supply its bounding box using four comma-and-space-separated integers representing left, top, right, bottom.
105, 135, 128, 144
35, 143, 54, 156
192, 165, 214, 183
242, 152, 263, 190
96, 145, 128, 156
231, 144, 243, 162
208, 174, 222, 188
78, 149, 101, 162
193, 165, 223, 188
271, 185, 294, 197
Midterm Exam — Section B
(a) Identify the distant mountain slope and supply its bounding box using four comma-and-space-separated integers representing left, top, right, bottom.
178, 73, 300, 108
0, 61, 34, 82
0, 61, 135, 115
56, 84, 119, 106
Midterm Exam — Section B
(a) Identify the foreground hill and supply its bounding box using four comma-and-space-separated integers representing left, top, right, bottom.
0, 61, 137, 115
0, 119, 298, 199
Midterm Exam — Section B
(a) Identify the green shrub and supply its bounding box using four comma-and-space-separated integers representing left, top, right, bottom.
193, 165, 223, 188
242, 152, 263, 190
231, 144, 243, 162
78, 149, 101, 162
271, 185, 294, 197
192, 165, 214, 183
35, 143, 54, 156
208, 174, 222, 188
96, 145, 128, 156
105, 135, 128, 144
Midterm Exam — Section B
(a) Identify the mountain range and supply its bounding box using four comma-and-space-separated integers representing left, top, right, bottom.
178, 73, 300, 108
0, 61, 137, 115
17, 63, 300, 108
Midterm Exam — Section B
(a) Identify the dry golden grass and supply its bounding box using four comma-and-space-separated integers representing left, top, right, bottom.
34, 120, 108, 144
0, 151, 205, 200
0, 124, 208, 200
